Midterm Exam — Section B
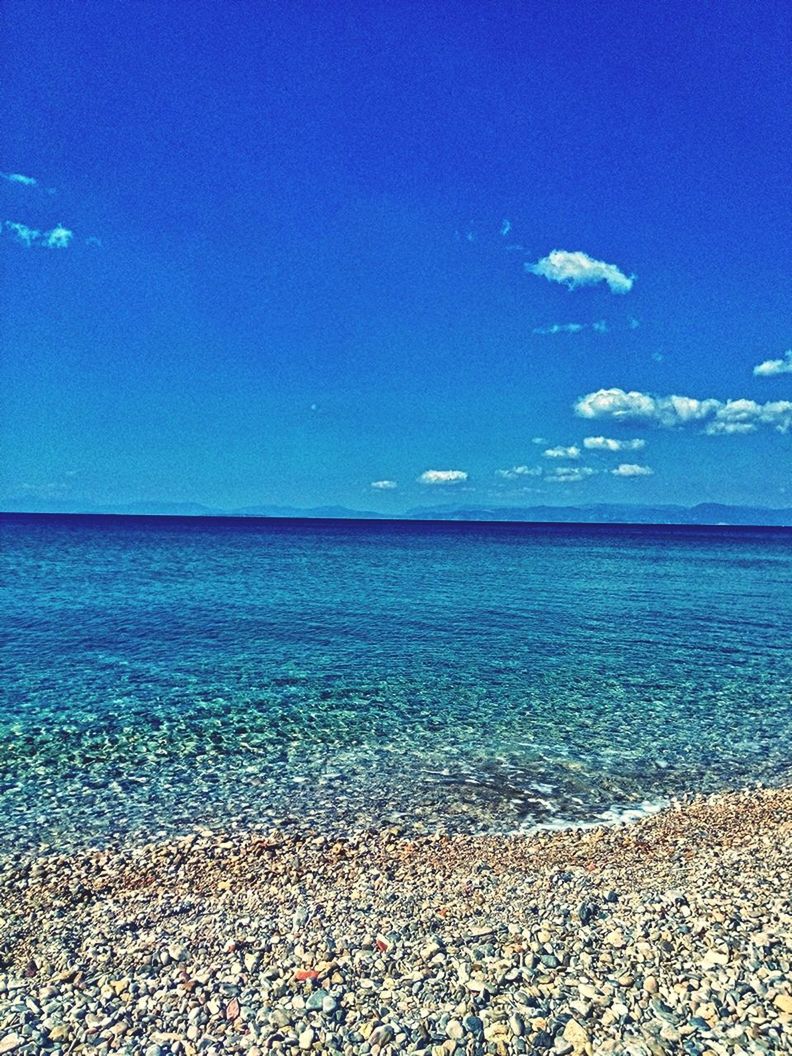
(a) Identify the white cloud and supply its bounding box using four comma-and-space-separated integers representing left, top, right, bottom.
4, 220, 74, 249
543, 445, 581, 460
19, 480, 68, 497
532, 319, 614, 336
418, 469, 468, 485
496, 465, 542, 480
546, 466, 597, 483
575, 388, 718, 426
611, 463, 654, 477
4, 221, 40, 247
370, 479, 397, 490
575, 387, 792, 434
43, 223, 73, 249
532, 322, 585, 335
531, 436, 547, 445
1, 172, 37, 187
754, 350, 792, 377
500, 219, 511, 237
704, 398, 792, 435
583, 435, 647, 452
527, 249, 634, 293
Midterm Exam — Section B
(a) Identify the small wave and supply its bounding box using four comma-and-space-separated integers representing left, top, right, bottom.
521, 796, 668, 835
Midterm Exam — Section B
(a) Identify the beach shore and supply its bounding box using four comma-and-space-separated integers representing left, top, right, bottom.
1, 786, 790, 1056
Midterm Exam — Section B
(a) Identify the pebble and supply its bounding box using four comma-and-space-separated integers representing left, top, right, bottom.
446, 1019, 464, 1039
509, 1013, 525, 1036
563, 1019, 589, 1053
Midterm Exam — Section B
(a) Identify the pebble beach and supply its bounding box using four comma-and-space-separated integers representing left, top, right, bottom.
1, 786, 790, 1056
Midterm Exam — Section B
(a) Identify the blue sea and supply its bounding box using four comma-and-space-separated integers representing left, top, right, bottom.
1, 513, 791, 854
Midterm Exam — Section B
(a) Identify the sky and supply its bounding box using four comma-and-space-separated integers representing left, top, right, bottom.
1, 0, 790, 513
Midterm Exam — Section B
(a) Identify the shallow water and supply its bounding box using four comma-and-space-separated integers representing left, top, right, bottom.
1, 513, 791, 853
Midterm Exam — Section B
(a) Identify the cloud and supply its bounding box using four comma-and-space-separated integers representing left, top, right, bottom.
496, 465, 542, 480
1, 172, 38, 187
705, 399, 792, 435
532, 319, 619, 336
418, 469, 468, 485
543, 445, 581, 460
754, 350, 792, 377
532, 322, 586, 335
546, 466, 597, 483
3, 220, 74, 249
576, 388, 721, 426
575, 387, 792, 434
500, 219, 511, 237
4, 221, 40, 247
370, 479, 397, 490
611, 463, 654, 477
583, 435, 646, 452
42, 223, 73, 249
1, 172, 55, 194
527, 250, 634, 293
531, 436, 547, 445
19, 481, 69, 497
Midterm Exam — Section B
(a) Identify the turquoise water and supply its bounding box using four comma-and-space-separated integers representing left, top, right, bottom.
1, 513, 791, 853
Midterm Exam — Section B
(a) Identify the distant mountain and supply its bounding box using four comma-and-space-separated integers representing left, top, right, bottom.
100, 501, 224, 517
404, 503, 792, 526
0, 498, 226, 517
683, 503, 792, 526
0, 500, 386, 519
233, 504, 388, 519
3, 501, 790, 526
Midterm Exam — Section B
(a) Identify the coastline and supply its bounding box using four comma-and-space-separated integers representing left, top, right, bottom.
1, 786, 790, 1055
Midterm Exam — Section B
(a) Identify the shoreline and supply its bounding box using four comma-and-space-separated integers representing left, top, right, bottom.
1, 786, 790, 1055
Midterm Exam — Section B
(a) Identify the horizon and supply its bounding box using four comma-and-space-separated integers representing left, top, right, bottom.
2, 2, 790, 512
3, 499, 792, 530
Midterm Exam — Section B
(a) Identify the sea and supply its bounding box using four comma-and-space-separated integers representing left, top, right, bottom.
1, 513, 791, 854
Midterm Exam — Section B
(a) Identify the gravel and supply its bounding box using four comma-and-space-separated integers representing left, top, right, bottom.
0, 786, 790, 1055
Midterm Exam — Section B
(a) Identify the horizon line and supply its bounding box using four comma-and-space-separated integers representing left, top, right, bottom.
2, 507, 791, 531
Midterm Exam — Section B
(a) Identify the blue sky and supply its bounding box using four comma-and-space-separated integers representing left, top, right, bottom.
1, 0, 790, 512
